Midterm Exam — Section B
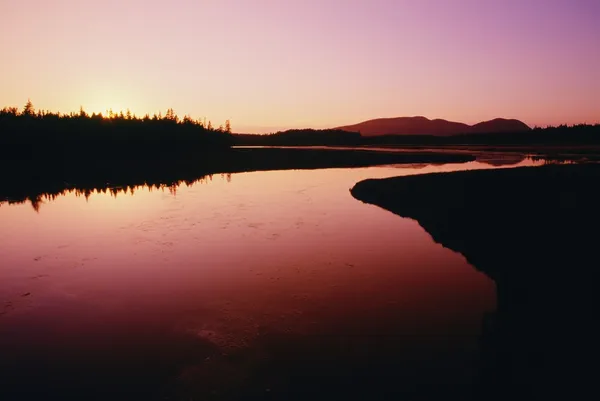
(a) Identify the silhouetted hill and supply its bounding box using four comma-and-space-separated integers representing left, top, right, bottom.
470, 118, 531, 134
337, 116, 530, 136
231, 125, 600, 147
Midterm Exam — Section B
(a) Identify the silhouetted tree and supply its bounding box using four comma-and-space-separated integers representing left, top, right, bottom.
23, 99, 34, 116
165, 108, 178, 122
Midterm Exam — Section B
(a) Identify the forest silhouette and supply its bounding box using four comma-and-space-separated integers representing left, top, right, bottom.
235, 124, 600, 146
0, 101, 477, 208
4, 100, 599, 152
3, 100, 599, 211
0, 100, 233, 161
234, 128, 362, 146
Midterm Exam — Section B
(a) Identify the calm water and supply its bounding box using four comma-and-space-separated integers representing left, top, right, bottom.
0, 159, 542, 400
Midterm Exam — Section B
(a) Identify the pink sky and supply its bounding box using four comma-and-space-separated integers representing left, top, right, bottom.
1, 0, 599, 133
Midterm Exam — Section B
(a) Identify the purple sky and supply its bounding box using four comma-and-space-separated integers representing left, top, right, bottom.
1, 0, 599, 132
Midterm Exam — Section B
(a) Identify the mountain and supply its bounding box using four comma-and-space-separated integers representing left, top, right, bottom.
469, 118, 532, 134
336, 116, 530, 136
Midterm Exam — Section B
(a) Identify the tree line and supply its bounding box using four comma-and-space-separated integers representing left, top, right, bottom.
363, 124, 600, 146
232, 124, 600, 147
0, 100, 234, 160
233, 128, 362, 146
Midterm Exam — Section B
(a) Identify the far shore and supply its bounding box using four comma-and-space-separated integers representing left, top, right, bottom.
0, 147, 474, 206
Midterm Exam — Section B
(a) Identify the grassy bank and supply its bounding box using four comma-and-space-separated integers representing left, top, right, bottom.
351, 164, 599, 400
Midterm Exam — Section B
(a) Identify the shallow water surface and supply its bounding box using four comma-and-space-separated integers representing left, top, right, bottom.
0, 159, 541, 400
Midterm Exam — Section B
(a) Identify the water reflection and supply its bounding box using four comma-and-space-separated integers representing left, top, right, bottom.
477, 154, 581, 167
0, 159, 543, 400
527, 154, 579, 164
1, 173, 233, 212
1, 153, 549, 213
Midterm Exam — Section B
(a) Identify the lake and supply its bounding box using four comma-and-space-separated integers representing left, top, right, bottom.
0, 158, 543, 400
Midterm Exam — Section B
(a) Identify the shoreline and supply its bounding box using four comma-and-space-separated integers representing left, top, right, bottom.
0, 147, 474, 206
350, 164, 599, 400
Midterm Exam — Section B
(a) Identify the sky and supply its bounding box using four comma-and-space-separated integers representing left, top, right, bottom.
1, 0, 599, 133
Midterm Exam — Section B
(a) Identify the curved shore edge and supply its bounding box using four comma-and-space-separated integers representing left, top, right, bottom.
350, 164, 599, 401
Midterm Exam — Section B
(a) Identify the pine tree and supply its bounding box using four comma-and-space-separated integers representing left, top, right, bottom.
23, 99, 34, 116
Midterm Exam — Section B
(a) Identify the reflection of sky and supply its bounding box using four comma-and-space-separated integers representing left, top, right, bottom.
2, 1, 599, 132
0, 162, 511, 401
0, 164, 500, 342
0, 158, 543, 212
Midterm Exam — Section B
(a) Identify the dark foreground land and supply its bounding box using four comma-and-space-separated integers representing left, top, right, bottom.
351, 164, 599, 400
0, 147, 473, 206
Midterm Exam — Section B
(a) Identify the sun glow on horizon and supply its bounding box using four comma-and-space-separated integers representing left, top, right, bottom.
1, 1, 599, 131
80, 85, 141, 117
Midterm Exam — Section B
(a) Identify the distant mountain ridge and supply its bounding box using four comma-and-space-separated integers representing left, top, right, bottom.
336, 116, 530, 136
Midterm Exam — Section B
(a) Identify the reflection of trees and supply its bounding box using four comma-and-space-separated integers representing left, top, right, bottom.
0, 100, 240, 212
527, 155, 581, 165
477, 154, 526, 166
29, 196, 42, 213
0, 173, 233, 212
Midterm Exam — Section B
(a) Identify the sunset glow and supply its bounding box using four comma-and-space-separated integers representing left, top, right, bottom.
82, 85, 136, 116
1, 0, 599, 132
2, 2, 599, 397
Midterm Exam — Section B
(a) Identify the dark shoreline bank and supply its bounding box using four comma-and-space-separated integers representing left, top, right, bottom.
351, 164, 599, 400
235, 124, 600, 147
0, 147, 474, 207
